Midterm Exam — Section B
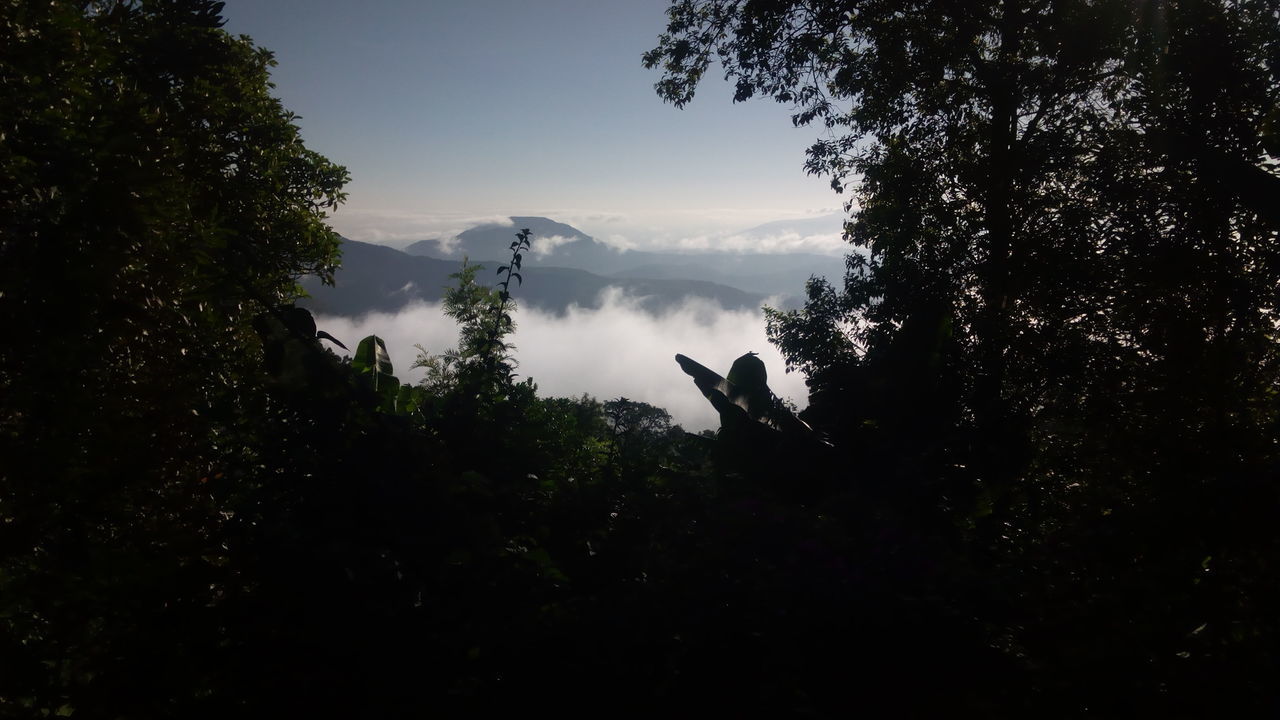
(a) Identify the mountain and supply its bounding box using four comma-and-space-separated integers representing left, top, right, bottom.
608, 253, 846, 297
734, 212, 846, 239
299, 238, 765, 317
405, 217, 614, 271
402, 216, 845, 297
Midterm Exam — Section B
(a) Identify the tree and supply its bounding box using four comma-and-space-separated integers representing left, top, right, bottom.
648, 0, 1279, 465
1, 0, 349, 486
603, 397, 678, 481
648, 0, 1280, 712
0, 1, 348, 713
414, 230, 532, 396
412, 259, 519, 396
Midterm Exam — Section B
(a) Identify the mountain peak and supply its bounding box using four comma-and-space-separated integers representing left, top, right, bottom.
406, 216, 611, 268
469, 216, 593, 242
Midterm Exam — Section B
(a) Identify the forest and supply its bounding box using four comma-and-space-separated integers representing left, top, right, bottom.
2, 0, 1278, 716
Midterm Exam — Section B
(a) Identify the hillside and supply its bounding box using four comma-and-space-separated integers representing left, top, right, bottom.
401, 216, 844, 297
300, 238, 765, 316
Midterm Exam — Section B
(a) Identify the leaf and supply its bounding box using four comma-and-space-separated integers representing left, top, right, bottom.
382, 376, 401, 409
511, 272, 522, 285
675, 352, 813, 435
726, 352, 766, 395
352, 335, 394, 391
315, 330, 348, 351
725, 351, 772, 417
675, 353, 730, 400
282, 306, 317, 339
396, 383, 419, 416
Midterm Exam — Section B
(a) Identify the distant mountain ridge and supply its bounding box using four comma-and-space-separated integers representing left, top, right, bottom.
404, 217, 596, 264
299, 238, 764, 318
734, 212, 847, 239
401, 216, 844, 297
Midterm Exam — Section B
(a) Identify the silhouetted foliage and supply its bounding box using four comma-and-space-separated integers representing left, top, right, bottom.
2, 1, 347, 714
603, 397, 680, 481
649, 0, 1280, 713
4, 0, 1279, 717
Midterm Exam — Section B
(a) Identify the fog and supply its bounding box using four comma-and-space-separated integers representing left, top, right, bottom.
315, 288, 811, 430
329, 207, 851, 256
332, 209, 514, 245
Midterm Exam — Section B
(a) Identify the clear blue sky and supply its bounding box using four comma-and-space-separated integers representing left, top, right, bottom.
221, 0, 842, 248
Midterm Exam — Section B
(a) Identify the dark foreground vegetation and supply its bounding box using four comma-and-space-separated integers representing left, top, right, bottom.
3, 0, 1279, 716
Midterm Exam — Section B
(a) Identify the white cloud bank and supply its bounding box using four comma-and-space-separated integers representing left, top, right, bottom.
314, 289, 810, 430
330, 207, 852, 256
530, 234, 577, 258
330, 209, 513, 247
664, 230, 845, 254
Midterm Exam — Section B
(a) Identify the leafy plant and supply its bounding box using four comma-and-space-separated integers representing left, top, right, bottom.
352, 334, 401, 411
414, 228, 533, 395
0, 1, 348, 713
485, 228, 533, 382
674, 351, 810, 435
649, 1, 1280, 712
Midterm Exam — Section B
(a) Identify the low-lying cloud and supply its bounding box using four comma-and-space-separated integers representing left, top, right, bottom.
330, 206, 853, 256
314, 288, 810, 430
331, 209, 513, 247
599, 233, 638, 251
664, 230, 846, 254
530, 234, 577, 257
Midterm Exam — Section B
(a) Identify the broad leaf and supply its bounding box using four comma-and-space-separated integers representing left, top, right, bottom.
352, 334, 394, 391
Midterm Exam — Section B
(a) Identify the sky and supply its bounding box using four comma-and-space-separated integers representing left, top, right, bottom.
220, 0, 844, 247
220, 0, 845, 427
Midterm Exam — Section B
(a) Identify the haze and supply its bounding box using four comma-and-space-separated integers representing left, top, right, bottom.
315, 291, 809, 430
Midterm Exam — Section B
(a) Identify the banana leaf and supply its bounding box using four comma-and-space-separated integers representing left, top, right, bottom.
352, 334, 401, 411
675, 352, 812, 436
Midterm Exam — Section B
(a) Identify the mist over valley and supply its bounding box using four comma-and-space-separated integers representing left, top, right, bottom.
313, 289, 809, 430
303, 215, 841, 426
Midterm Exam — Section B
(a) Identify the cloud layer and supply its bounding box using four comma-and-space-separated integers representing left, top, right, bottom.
656, 230, 845, 254
314, 289, 810, 430
330, 207, 852, 256
530, 234, 577, 258
330, 209, 514, 247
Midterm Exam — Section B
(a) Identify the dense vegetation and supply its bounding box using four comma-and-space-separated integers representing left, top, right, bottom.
2, 0, 1277, 717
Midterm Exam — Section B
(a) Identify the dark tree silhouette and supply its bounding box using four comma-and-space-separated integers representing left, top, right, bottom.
649, 0, 1280, 713
1, 1, 347, 714
4, 0, 1278, 716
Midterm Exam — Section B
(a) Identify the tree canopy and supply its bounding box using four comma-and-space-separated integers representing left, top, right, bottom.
2, 0, 1278, 716
1, 1, 348, 713
648, 0, 1280, 711
1, 0, 348, 466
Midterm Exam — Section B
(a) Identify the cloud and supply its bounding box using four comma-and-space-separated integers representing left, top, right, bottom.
432, 236, 461, 255
551, 211, 629, 226
599, 233, 638, 251
665, 230, 847, 255
530, 234, 577, 258
314, 289, 810, 430
330, 209, 513, 247
328, 204, 861, 257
